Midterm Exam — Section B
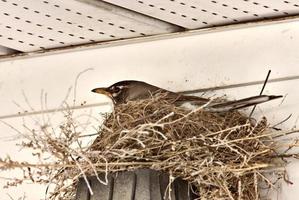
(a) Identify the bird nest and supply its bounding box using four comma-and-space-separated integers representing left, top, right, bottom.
88, 95, 289, 200
1, 94, 297, 200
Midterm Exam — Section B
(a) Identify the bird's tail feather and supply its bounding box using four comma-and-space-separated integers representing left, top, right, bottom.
207, 95, 282, 112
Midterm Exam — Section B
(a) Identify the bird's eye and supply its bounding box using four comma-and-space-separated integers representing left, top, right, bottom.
113, 87, 120, 93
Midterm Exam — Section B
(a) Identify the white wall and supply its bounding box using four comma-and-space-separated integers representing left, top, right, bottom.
0, 19, 299, 199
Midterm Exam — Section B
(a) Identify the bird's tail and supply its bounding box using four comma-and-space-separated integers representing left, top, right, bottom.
206, 95, 282, 112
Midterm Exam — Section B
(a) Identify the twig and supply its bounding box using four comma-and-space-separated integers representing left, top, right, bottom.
249, 70, 272, 118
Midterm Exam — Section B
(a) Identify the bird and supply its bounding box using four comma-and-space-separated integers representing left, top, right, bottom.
91, 80, 282, 112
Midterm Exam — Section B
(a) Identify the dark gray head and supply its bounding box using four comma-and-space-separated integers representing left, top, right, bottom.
91, 80, 163, 104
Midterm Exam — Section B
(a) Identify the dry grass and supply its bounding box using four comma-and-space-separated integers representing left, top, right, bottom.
1, 94, 298, 200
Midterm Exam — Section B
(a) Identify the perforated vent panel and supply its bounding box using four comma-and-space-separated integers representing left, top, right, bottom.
0, 0, 298, 54
102, 0, 299, 29
0, 0, 176, 52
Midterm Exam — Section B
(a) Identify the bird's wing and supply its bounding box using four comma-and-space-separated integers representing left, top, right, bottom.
172, 94, 209, 104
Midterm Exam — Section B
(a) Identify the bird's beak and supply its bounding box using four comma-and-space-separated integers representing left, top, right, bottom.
91, 88, 113, 98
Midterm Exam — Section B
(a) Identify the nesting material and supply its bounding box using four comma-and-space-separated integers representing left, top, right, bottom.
89, 94, 286, 200
0, 94, 296, 200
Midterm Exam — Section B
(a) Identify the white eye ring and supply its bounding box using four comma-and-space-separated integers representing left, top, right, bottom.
110, 86, 122, 97
112, 92, 118, 97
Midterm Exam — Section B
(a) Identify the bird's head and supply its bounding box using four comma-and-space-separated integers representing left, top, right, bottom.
91, 80, 161, 104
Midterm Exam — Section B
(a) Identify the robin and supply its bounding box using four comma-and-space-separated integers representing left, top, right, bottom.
91, 80, 282, 112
